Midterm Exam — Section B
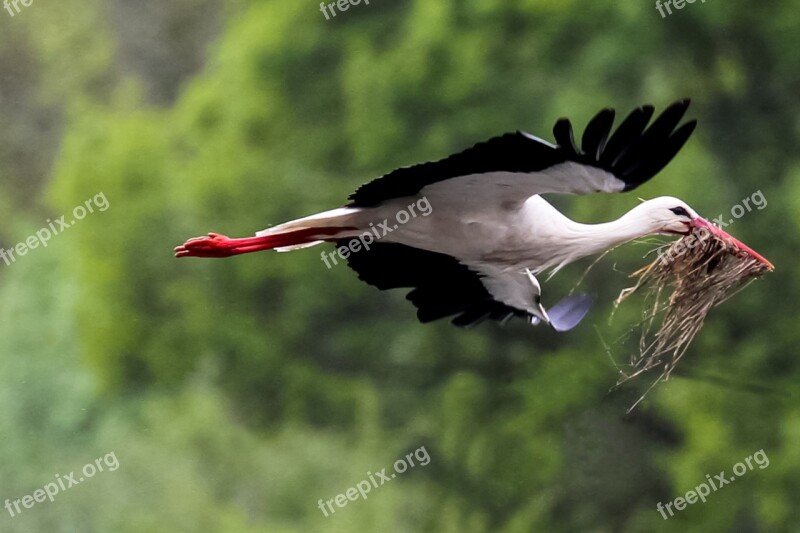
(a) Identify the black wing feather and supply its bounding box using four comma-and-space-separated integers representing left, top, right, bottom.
340, 241, 525, 327
626, 120, 697, 187
553, 118, 580, 157
347, 100, 695, 207
600, 105, 655, 168
348, 132, 566, 207
614, 99, 692, 181
581, 108, 615, 160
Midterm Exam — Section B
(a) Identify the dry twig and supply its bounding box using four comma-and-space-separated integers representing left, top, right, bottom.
613, 227, 771, 410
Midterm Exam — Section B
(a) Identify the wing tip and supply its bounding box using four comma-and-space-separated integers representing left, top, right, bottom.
603, 99, 697, 190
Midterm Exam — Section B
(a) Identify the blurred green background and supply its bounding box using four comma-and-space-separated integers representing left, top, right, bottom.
0, 0, 798, 531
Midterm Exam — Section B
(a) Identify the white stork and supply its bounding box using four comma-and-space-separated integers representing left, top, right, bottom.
176, 100, 772, 330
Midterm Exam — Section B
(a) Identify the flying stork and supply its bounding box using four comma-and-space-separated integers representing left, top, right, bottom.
176, 100, 772, 330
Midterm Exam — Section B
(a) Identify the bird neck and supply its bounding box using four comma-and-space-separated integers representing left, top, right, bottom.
554, 208, 658, 264
521, 196, 662, 273
582, 218, 651, 250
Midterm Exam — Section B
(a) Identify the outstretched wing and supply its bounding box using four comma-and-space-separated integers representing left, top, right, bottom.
341, 240, 520, 327
341, 240, 592, 329
348, 100, 696, 208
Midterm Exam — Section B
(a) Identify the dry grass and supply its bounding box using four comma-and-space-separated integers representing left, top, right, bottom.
612, 227, 772, 410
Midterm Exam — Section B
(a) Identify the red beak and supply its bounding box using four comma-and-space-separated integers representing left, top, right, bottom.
691, 218, 774, 271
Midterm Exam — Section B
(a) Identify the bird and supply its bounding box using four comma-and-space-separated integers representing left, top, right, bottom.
175, 99, 773, 330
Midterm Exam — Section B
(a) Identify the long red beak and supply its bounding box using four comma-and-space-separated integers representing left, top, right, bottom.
691, 218, 774, 271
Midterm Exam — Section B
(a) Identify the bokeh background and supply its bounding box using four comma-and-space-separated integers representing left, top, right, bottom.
0, 0, 798, 531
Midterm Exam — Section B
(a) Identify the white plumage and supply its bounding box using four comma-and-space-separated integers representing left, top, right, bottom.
176, 100, 772, 329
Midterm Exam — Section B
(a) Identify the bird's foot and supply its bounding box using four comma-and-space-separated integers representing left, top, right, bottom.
175, 233, 263, 258
528, 293, 594, 332
547, 294, 594, 332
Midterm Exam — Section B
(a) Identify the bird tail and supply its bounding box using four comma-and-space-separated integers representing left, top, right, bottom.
175, 207, 364, 258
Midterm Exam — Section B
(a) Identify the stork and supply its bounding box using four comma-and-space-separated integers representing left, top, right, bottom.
176, 100, 772, 330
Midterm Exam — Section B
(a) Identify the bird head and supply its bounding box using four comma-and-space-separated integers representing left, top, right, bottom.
630, 196, 697, 235
634, 196, 773, 270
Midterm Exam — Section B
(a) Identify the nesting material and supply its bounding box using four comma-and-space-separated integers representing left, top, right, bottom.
613, 226, 772, 400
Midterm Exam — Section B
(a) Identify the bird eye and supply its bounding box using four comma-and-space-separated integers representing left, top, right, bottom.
670, 206, 690, 218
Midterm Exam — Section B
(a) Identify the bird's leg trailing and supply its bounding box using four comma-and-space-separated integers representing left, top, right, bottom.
175, 227, 355, 258
525, 269, 594, 332
546, 294, 595, 332
525, 269, 551, 326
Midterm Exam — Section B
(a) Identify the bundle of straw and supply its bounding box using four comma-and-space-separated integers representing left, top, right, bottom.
613, 226, 772, 403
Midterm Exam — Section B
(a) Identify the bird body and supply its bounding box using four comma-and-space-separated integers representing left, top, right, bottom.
326, 194, 692, 274
176, 100, 771, 329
